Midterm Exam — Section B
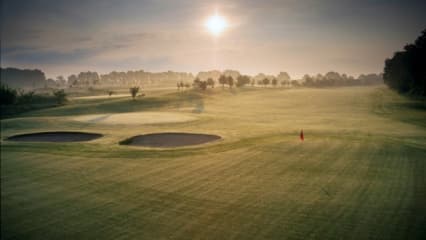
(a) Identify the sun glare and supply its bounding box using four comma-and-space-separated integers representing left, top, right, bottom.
205, 14, 228, 36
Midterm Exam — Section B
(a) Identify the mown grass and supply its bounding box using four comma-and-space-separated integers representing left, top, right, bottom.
1, 86, 425, 239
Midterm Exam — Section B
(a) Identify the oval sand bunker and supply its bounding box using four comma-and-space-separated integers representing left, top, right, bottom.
7, 131, 103, 142
120, 132, 221, 148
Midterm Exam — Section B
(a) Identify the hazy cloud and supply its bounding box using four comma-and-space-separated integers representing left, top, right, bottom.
1, 0, 425, 77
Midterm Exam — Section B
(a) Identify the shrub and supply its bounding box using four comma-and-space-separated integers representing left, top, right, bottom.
0, 83, 17, 105
53, 89, 67, 104
16, 90, 35, 104
130, 87, 140, 99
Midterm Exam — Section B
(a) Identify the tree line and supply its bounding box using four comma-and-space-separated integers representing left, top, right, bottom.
1, 67, 383, 92
1, 68, 46, 89
384, 29, 425, 96
66, 70, 194, 88
190, 71, 382, 90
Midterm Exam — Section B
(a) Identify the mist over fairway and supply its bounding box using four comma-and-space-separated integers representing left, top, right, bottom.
1, 0, 426, 238
1, 86, 425, 239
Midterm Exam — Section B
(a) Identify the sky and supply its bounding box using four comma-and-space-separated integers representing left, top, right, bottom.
1, 0, 425, 78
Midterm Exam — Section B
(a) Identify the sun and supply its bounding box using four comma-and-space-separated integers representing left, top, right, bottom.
205, 14, 228, 36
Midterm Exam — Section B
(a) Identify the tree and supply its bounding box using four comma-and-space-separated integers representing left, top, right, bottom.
196, 70, 221, 82
177, 81, 184, 91
236, 75, 250, 87
207, 78, 215, 88
45, 78, 56, 88
262, 78, 270, 87
16, 90, 35, 104
130, 87, 139, 100
56, 76, 66, 86
53, 89, 67, 104
303, 74, 314, 87
271, 78, 278, 87
193, 78, 207, 90
0, 68, 46, 89
384, 29, 426, 96
227, 76, 234, 88
67, 74, 78, 87
77, 71, 100, 86
281, 79, 289, 87
218, 75, 227, 88
254, 73, 267, 83
199, 81, 208, 90
277, 72, 291, 83
291, 80, 300, 87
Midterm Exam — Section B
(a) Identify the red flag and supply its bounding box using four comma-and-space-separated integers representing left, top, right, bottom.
300, 129, 304, 141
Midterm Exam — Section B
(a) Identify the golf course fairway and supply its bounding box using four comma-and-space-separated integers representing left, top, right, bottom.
1, 86, 425, 239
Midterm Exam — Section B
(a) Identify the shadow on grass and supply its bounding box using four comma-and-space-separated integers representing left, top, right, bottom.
17, 91, 204, 118
372, 88, 426, 128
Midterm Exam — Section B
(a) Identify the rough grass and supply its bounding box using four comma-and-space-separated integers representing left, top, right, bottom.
1, 86, 425, 239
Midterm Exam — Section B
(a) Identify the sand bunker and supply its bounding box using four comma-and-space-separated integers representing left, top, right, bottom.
74, 112, 196, 125
6, 131, 103, 142
120, 132, 221, 147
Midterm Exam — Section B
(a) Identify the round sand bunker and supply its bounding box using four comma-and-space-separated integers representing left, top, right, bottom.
120, 132, 221, 147
6, 131, 103, 142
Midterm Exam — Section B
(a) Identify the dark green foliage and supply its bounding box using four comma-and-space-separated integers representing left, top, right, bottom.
0, 83, 17, 105
384, 29, 426, 96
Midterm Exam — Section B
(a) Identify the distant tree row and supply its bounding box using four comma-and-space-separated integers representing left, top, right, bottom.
384, 29, 425, 96
0, 68, 46, 89
189, 71, 382, 90
67, 70, 194, 88
1, 66, 383, 92
177, 81, 191, 90
301, 72, 382, 88
192, 74, 253, 90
